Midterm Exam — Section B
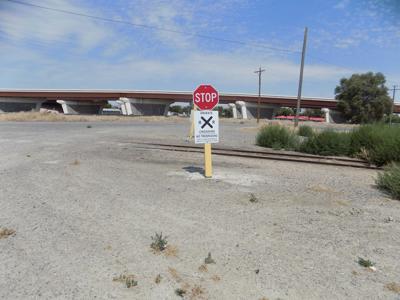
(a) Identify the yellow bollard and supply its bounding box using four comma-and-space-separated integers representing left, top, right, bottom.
204, 143, 212, 178
187, 107, 197, 140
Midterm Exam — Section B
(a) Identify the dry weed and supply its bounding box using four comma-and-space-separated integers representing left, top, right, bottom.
0, 227, 15, 239
385, 282, 400, 294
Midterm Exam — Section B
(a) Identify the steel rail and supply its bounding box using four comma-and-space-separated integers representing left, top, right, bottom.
130, 142, 379, 170
132, 142, 368, 163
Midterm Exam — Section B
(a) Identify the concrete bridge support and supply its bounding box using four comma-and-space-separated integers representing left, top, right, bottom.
0, 97, 44, 113
56, 100, 105, 115
228, 103, 238, 119
235, 101, 279, 120
119, 98, 173, 116
321, 108, 331, 123
235, 101, 248, 119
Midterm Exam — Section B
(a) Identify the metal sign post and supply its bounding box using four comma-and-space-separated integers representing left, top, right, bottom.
192, 85, 219, 178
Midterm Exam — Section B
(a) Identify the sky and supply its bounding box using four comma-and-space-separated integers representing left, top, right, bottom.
0, 0, 399, 100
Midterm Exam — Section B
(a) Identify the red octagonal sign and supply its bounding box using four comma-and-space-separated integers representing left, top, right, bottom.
193, 84, 219, 110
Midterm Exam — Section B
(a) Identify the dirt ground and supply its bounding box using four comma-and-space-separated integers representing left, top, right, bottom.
0, 120, 399, 300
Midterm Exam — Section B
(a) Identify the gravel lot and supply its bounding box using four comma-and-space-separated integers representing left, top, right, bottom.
0, 119, 399, 300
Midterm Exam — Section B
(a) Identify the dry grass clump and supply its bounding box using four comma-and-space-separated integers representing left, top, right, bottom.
189, 285, 205, 299
71, 159, 80, 166
0, 112, 185, 122
0, 111, 69, 122
198, 264, 208, 273
112, 273, 137, 288
0, 227, 16, 239
154, 274, 162, 284
164, 245, 178, 257
168, 267, 182, 283
385, 282, 400, 294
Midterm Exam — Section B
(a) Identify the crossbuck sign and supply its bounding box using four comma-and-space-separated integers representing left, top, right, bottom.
194, 110, 219, 144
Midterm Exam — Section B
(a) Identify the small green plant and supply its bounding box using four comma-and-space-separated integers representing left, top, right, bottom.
204, 252, 216, 264
175, 288, 186, 297
358, 257, 375, 268
249, 193, 258, 203
150, 232, 168, 252
376, 163, 400, 200
256, 125, 298, 150
298, 125, 314, 137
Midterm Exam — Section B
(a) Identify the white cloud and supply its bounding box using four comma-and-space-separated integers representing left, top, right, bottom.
0, 0, 113, 51
334, 0, 351, 9
0, 39, 354, 97
0, 0, 397, 98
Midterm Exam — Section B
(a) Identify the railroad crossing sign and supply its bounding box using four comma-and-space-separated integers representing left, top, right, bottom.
193, 84, 219, 110
194, 110, 219, 144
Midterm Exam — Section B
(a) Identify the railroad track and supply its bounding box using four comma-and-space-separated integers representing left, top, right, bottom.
130, 142, 379, 170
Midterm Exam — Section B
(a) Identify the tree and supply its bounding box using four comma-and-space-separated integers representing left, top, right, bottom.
276, 107, 294, 116
214, 106, 233, 118
169, 105, 183, 114
335, 72, 392, 123
302, 109, 323, 118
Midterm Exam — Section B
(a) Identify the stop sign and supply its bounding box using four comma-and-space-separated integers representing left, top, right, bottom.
193, 84, 219, 110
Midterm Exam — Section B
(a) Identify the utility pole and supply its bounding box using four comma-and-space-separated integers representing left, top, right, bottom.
389, 85, 398, 126
254, 67, 266, 123
294, 27, 308, 127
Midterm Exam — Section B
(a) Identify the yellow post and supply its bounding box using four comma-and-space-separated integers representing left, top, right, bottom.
204, 143, 212, 178
188, 106, 197, 140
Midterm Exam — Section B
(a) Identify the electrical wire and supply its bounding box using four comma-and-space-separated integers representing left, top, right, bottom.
4, 0, 300, 55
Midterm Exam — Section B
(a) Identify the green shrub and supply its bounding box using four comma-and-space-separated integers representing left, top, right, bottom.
376, 163, 400, 200
299, 130, 351, 156
256, 125, 298, 150
350, 124, 400, 166
298, 125, 314, 137
384, 114, 400, 124
276, 107, 294, 116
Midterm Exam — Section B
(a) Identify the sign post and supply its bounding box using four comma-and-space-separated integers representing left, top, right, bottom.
193, 85, 219, 178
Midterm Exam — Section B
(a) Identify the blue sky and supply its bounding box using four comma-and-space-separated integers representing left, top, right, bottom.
0, 0, 399, 100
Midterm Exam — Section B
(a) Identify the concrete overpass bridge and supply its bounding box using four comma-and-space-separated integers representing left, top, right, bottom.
1, 89, 399, 121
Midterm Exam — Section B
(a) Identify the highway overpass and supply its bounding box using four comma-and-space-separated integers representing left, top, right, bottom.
0, 89, 399, 121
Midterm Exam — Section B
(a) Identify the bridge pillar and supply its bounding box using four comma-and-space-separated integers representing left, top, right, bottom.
116, 100, 127, 115
119, 97, 173, 116
117, 98, 133, 115
56, 100, 105, 115
235, 101, 248, 119
235, 101, 279, 120
228, 103, 238, 119
321, 108, 331, 123
0, 97, 44, 113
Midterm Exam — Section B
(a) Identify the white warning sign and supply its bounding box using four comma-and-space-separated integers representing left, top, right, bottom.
194, 110, 219, 144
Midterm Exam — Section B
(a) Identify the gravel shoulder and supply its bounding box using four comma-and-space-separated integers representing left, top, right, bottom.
0, 121, 399, 300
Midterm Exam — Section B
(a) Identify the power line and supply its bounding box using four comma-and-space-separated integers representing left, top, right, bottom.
4, 0, 377, 77
5, 0, 300, 55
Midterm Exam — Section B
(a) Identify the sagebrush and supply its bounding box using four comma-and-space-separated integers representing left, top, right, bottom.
298, 125, 314, 137
299, 130, 350, 156
256, 125, 298, 150
376, 163, 400, 200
